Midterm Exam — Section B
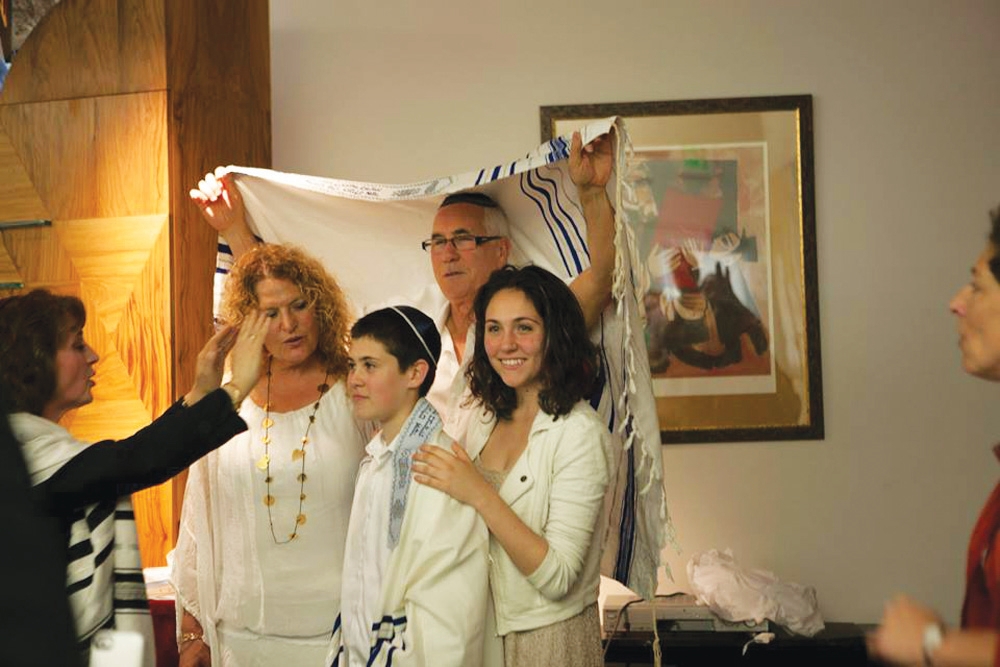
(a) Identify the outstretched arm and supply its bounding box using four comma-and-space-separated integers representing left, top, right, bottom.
567, 130, 616, 330
190, 167, 260, 259
38, 315, 268, 509
868, 595, 1000, 667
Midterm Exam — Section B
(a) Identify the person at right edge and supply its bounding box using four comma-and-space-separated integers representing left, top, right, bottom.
870, 204, 1000, 667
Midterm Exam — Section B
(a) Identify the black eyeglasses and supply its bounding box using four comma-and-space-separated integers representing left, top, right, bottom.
421, 234, 502, 253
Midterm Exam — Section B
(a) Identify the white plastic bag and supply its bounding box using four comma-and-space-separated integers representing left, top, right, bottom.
687, 548, 824, 636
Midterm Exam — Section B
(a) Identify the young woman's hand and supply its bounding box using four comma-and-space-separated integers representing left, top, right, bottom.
412, 442, 492, 510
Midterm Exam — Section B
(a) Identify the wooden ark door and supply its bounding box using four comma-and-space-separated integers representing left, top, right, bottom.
0, 0, 270, 567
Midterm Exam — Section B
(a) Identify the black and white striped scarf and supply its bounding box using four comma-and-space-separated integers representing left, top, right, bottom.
9, 412, 155, 666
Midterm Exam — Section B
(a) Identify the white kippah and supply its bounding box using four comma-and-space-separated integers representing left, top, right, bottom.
389, 306, 437, 368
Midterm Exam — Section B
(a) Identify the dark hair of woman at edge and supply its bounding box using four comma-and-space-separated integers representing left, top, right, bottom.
0, 290, 86, 416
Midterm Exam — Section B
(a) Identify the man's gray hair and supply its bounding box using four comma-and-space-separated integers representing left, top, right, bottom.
439, 191, 523, 264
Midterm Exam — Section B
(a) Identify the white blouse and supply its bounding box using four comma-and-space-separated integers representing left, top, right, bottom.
173, 380, 366, 663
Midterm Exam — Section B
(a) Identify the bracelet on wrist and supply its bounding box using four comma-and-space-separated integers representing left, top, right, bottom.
179, 631, 203, 645
922, 622, 943, 666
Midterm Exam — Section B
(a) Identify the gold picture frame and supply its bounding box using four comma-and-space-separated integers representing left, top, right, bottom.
542, 96, 823, 443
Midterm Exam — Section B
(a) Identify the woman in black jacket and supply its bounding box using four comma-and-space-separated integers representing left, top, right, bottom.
0, 289, 267, 666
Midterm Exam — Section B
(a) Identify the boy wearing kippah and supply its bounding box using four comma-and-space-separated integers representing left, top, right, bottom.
329, 306, 491, 667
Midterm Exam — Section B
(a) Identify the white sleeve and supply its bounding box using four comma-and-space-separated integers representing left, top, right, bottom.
526, 417, 609, 600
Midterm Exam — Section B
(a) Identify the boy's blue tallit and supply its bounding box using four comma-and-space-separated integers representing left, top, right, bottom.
215, 117, 675, 598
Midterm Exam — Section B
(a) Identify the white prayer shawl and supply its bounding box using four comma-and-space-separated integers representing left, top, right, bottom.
330, 427, 491, 667
172, 381, 366, 666
215, 116, 674, 597
9, 412, 155, 667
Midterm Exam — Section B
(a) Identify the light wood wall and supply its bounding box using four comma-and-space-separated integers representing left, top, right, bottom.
0, 0, 270, 566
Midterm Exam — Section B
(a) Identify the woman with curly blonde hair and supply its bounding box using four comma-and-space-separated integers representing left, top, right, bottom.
173, 244, 368, 667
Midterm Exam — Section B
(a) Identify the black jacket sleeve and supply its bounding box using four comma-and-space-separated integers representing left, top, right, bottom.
39, 387, 247, 512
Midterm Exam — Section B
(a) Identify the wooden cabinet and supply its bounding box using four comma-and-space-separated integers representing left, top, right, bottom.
0, 0, 271, 566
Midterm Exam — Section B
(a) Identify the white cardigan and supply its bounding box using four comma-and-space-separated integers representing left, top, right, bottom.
466, 401, 610, 635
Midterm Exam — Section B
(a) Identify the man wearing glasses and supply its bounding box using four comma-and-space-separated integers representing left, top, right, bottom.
192, 131, 615, 442
421, 130, 615, 440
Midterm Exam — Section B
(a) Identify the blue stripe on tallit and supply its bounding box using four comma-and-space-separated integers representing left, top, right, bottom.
533, 170, 589, 262
522, 170, 585, 275
68, 538, 94, 562
490, 165, 502, 181
87, 501, 115, 529
94, 540, 115, 568
66, 574, 94, 597
113, 599, 150, 610
367, 614, 408, 667
328, 614, 343, 667
520, 174, 572, 276
543, 137, 570, 164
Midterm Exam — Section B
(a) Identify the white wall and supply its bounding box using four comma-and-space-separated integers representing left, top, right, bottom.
269, 0, 1000, 624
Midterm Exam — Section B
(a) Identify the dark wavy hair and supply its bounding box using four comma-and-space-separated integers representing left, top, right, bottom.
0, 290, 87, 416
467, 265, 598, 420
222, 244, 353, 380
351, 306, 441, 397
989, 204, 1000, 282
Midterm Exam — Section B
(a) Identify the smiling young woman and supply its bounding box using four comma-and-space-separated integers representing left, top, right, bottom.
413, 265, 609, 667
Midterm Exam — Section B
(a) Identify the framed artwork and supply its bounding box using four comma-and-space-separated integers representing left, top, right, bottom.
541, 96, 823, 444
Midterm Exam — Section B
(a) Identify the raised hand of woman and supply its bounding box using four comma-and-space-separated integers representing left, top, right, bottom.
189, 167, 259, 258
226, 310, 269, 400
185, 325, 241, 406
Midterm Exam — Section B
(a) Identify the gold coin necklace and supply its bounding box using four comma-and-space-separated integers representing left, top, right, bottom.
255, 358, 330, 544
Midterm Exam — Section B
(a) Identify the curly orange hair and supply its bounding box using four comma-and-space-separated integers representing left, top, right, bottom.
222, 244, 353, 380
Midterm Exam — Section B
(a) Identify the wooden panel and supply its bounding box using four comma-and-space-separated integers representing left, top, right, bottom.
164, 0, 272, 539
1, 223, 79, 288
0, 92, 168, 220
0, 236, 23, 288
0, 122, 49, 222
132, 482, 174, 570
2, 0, 272, 563
165, 0, 271, 404
0, 0, 166, 105
115, 217, 172, 418
57, 215, 168, 334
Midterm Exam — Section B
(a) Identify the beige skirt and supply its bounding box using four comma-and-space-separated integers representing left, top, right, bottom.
502, 603, 603, 667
